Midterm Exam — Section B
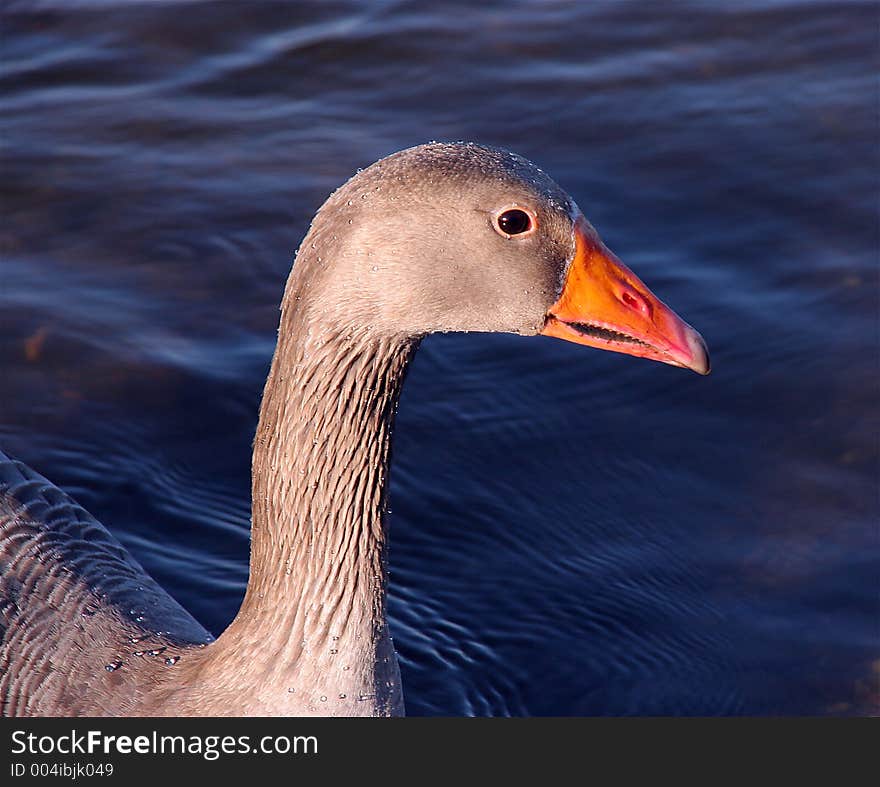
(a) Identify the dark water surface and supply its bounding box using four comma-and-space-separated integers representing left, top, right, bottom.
1, 0, 877, 715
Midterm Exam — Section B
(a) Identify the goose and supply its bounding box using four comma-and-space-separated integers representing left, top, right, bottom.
0, 142, 709, 717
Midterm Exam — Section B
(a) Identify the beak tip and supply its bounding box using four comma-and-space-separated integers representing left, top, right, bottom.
686, 329, 711, 376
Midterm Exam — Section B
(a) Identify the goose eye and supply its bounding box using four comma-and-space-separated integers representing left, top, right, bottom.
495, 208, 534, 237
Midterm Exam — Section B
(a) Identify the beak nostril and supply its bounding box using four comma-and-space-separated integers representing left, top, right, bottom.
619, 288, 652, 316
621, 290, 641, 311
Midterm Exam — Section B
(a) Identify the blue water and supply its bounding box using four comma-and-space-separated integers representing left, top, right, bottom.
1, 0, 877, 715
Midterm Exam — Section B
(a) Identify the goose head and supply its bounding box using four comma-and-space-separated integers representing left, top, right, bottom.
294, 141, 709, 374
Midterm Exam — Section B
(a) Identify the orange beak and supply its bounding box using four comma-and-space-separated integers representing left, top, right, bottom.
541, 217, 710, 375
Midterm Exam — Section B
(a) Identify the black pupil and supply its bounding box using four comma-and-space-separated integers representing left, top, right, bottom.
498, 209, 531, 235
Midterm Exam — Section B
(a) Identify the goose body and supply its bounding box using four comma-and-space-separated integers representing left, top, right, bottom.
0, 142, 708, 716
